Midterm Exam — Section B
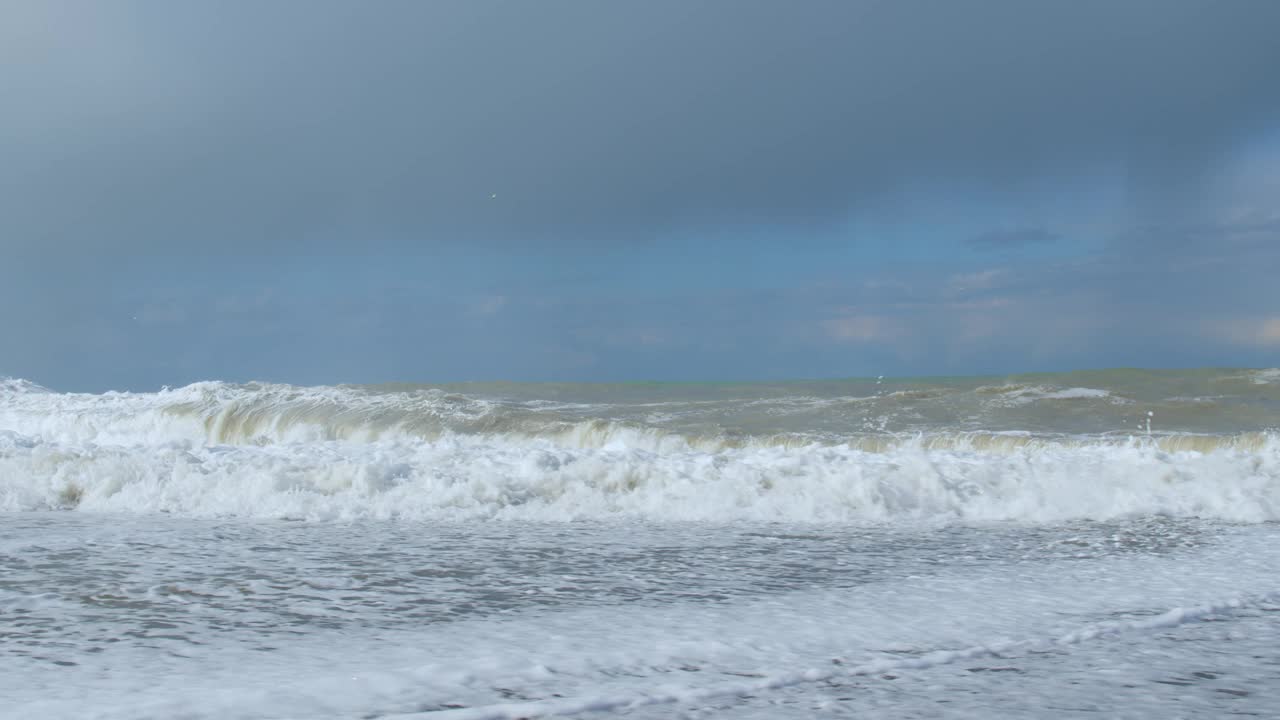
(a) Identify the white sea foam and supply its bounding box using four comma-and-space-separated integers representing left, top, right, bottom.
5, 519, 1277, 720
975, 383, 1120, 406
8, 375, 1279, 720
1250, 368, 1280, 384
1040, 386, 1114, 400
1, 426, 1277, 523
425, 591, 1280, 720
3, 378, 1278, 523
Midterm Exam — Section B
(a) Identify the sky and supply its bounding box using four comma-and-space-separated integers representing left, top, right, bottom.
3, 0, 1280, 390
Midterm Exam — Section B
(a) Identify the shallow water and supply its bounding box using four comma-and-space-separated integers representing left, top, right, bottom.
3, 370, 1279, 717
3, 514, 1279, 719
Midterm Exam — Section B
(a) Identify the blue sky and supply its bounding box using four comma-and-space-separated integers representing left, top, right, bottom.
3, 1, 1279, 390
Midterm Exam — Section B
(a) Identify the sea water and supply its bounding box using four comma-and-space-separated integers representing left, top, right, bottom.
3, 368, 1279, 718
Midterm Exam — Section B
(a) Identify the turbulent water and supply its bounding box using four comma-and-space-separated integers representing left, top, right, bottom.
3, 368, 1280, 718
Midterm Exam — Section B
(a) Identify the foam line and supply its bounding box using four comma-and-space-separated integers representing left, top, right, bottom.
399, 592, 1277, 720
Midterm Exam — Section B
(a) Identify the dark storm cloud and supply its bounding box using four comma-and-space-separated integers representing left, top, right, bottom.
4, 0, 1280, 255
967, 227, 1062, 249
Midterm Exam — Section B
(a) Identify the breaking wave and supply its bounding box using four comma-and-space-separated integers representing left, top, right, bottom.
2, 378, 1278, 523
974, 384, 1122, 405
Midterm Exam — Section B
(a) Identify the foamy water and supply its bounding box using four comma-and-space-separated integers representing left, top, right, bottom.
3, 369, 1279, 718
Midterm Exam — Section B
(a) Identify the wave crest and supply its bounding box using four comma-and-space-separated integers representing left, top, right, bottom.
2, 427, 1278, 523
3, 377, 1279, 524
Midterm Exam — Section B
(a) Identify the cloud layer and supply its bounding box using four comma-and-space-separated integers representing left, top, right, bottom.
5, 1, 1280, 254
3, 2, 1279, 388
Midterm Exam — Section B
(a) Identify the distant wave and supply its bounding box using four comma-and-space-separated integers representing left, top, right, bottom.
1250, 368, 1280, 384
973, 384, 1122, 405
0, 377, 1267, 453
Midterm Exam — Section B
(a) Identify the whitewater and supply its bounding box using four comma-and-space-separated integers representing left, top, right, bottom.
3, 368, 1280, 718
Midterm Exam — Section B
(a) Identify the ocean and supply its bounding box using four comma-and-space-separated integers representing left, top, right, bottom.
3, 368, 1279, 718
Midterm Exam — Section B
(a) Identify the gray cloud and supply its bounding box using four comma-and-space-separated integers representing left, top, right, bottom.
4, 1, 1280, 389
968, 228, 1062, 249
3, 0, 1280, 257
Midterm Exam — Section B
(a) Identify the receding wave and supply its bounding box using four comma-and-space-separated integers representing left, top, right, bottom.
2, 378, 1279, 523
